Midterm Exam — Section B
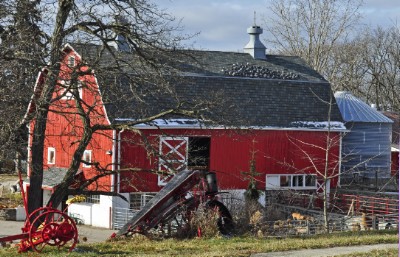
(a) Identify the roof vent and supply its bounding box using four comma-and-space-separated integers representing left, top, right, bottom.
244, 25, 266, 60
108, 16, 131, 52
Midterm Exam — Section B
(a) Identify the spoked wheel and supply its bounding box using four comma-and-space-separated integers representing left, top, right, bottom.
28, 208, 78, 252
41, 222, 60, 246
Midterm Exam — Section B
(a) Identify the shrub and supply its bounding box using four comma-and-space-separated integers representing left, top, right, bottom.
188, 203, 220, 238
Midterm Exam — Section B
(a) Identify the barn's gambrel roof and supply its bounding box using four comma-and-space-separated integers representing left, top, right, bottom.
70, 43, 344, 130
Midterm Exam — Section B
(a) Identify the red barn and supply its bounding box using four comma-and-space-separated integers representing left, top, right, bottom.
27, 26, 345, 228
383, 111, 399, 180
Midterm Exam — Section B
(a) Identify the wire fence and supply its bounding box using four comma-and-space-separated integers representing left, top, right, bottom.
250, 215, 398, 237
221, 190, 398, 237
275, 191, 399, 216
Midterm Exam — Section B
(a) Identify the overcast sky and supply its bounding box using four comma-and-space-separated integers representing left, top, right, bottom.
157, 0, 400, 52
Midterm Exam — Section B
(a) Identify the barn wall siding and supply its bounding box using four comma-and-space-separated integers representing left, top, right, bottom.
119, 129, 340, 193
38, 50, 114, 192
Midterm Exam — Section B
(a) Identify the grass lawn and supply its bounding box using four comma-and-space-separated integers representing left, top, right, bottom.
0, 173, 18, 182
0, 230, 397, 257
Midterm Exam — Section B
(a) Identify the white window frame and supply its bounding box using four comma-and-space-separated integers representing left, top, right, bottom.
82, 150, 92, 168
266, 174, 317, 190
129, 192, 156, 210
47, 147, 56, 164
84, 194, 100, 204
68, 56, 75, 67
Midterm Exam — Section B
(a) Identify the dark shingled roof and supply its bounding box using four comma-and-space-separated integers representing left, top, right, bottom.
42, 167, 82, 188
70, 43, 344, 129
42, 167, 69, 187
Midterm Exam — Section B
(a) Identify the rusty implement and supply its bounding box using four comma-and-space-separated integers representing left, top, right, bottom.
114, 170, 233, 238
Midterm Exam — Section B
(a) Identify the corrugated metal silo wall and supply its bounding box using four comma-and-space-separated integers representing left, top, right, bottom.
341, 122, 392, 179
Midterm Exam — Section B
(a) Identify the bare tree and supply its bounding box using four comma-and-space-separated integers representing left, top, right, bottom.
265, 0, 400, 111
264, 0, 363, 84
281, 94, 341, 232
357, 26, 400, 111
1, 0, 202, 215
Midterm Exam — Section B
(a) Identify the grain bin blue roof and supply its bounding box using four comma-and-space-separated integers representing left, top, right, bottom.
334, 91, 393, 123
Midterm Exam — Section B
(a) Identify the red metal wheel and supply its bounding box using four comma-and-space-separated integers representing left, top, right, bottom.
29, 208, 78, 252
55, 221, 77, 247
24, 207, 53, 233
41, 222, 61, 246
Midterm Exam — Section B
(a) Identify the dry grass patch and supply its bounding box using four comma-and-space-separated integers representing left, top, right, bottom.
0, 230, 397, 257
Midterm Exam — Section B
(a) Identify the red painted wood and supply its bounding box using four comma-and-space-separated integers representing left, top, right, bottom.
119, 129, 340, 193
34, 46, 341, 195
30, 47, 114, 192
391, 151, 399, 177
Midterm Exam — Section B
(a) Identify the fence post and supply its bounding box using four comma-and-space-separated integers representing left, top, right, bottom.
356, 195, 360, 212
372, 215, 377, 230
385, 199, 389, 215
371, 197, 375, 215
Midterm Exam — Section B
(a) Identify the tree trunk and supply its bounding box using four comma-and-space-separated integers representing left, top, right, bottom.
323, 180, 329, 233
27, 0, 73, 216
47, 128, 93, 209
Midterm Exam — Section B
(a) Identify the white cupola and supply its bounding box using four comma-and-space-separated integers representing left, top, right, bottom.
243, 25, 266, 60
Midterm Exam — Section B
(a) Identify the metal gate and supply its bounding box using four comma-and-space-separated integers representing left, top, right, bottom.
112, 207, 138, 230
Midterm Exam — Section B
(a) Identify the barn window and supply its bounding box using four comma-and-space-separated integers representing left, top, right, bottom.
188, 137, 210, 170
280, 175, 291, 187
266, 175, 279, 189
129, 193, 156, 210
266, 174, 317, 190
47, 147, 56, 164
84, 194, 100, 204
82, 150, 92, 168
68, 56, 75, 67
292, 175, 303, 187
60, 80, 83, 100
305, 175, 316, 187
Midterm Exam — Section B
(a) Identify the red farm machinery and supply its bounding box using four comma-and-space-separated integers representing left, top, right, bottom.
0, 169, 233, 252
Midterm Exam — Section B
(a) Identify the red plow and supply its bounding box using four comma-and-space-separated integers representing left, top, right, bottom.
0, 207, 78, 252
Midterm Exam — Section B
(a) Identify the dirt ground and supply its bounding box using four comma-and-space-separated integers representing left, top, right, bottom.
0, 220, 117, 244
1, 174, 117, 245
